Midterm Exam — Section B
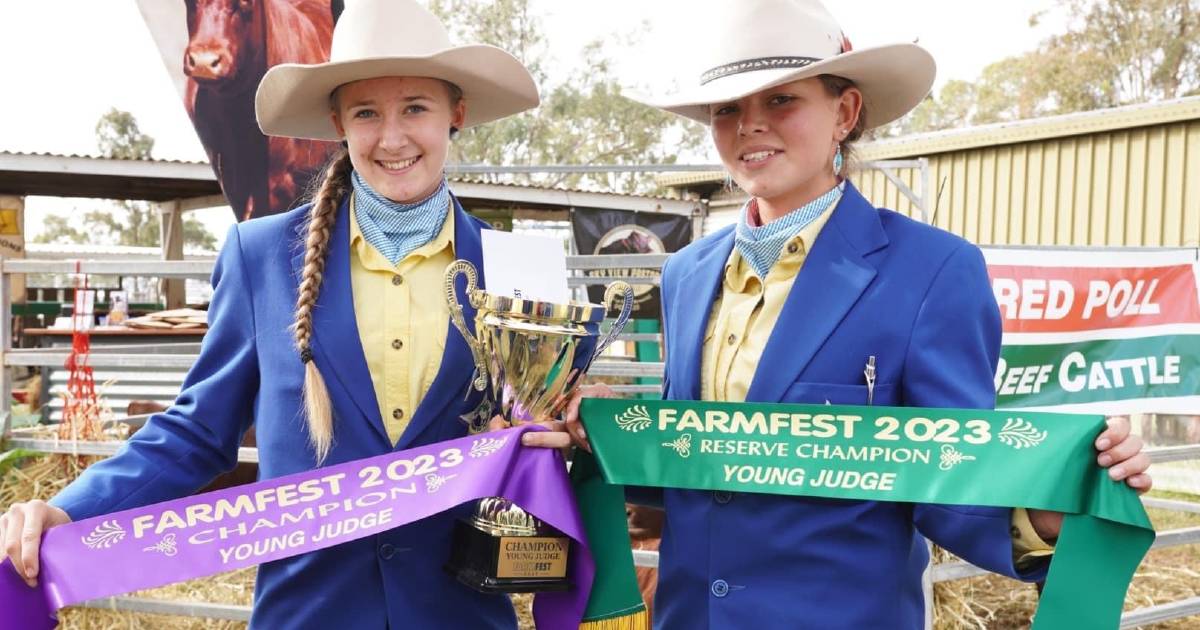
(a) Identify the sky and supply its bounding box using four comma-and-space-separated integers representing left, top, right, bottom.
0, 0, 1062, 245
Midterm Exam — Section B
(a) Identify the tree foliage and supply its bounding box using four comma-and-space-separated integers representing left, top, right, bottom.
884, 0, 1200, 136
429, 0, 705, 192
95, 108, 155, 160
36, 109, 217, 250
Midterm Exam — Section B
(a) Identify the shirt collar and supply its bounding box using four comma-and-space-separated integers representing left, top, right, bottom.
724, 200, 834, 291
350, 195, 456, 272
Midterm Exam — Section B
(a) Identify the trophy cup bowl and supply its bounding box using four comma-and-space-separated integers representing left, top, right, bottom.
442, 259, 633, 593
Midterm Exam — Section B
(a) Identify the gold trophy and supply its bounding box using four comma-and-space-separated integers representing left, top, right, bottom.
442, 259, 633, 593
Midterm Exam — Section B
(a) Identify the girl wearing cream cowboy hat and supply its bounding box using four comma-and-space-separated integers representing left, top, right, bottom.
556, 1, 1152, 627
2, 1, 543, 627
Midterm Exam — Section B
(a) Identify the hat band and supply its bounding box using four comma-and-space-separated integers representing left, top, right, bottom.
700, 55, 823, 85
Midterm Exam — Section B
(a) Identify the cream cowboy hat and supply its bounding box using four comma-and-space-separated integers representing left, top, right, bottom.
255, 0, 539, 140
633, 0, 935, 128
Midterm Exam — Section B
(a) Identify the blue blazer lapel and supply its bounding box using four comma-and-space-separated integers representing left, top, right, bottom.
395, 195, 484, 450
746, 183, 889, 403
668, 229, 734, 400
289, 198, 390, 446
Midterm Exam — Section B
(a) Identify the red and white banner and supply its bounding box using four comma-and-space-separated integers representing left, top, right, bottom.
982, 248, 1200, 415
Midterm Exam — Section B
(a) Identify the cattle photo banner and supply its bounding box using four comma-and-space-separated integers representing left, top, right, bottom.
136, 0, 338, 220
983, 247, 1200, 414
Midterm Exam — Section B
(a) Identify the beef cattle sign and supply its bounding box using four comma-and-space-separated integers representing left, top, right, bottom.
983, 247, 1200, 414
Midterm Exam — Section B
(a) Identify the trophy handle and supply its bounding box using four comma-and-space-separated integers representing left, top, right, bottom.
444, 260, 489, 391
592, 281, 635, 360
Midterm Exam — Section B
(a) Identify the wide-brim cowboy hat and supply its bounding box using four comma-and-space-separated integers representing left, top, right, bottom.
632, 0, 935, 129
255, 0, 539, 141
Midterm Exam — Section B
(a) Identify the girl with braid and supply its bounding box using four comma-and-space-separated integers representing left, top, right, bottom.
1, 1, 540, 627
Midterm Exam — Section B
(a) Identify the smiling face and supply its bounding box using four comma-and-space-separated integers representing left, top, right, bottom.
709, 77, 861, 221
330, 76, 466, 203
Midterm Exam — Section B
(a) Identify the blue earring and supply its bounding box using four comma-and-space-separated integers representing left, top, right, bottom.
833, 144, 844, 175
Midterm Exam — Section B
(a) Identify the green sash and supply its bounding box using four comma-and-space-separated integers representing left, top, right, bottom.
580, 399, 1154, 629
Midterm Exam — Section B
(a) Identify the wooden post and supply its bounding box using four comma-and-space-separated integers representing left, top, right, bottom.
160, 200, 186, 309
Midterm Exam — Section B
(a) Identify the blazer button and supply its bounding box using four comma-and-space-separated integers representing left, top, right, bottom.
711, 579, 729, 597
393, 408, 405, 420
713, 491, 733, 504
392, 275, 403, 286
379, 543, 395, 560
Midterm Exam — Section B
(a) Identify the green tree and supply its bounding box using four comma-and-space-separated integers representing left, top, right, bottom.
95, 107, 155, 160
882, 0, 1199, 136
429, 0, 705, 192
36, 109, 217, 250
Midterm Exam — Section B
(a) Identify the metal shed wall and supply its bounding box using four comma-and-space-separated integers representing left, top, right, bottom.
854, 98, 1200, 247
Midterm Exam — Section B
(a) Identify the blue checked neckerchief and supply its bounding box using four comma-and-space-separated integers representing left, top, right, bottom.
351, 171, 451, 265
734, 180, 845, 278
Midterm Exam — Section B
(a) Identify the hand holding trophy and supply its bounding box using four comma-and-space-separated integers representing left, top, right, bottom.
442, 258, 633, 593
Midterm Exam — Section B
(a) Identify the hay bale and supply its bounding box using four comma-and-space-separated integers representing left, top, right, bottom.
932, 498, 1200, 629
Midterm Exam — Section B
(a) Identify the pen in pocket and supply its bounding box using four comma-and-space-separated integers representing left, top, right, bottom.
864, 355, 876, 406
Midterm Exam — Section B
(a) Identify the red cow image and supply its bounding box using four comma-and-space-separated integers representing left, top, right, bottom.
183, 0, 333, 220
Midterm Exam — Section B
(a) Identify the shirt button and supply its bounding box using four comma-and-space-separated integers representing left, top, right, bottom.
786, 242, 800, 254
391, 275, 403, 286
711, 579, 729, 597
713, 491, 733, 504
392, 408, 405, 420
379, 543, 395, 560
726, 333, 737, 346
391, 339, 403, 350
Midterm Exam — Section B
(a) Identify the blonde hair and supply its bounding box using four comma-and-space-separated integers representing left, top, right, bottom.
297, 78, 463, 463
293, 149, 353, 464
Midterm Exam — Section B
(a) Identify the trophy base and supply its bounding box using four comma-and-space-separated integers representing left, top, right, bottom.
445, 520, 571, 594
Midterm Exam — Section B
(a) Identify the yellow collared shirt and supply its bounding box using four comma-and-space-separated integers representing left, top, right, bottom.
700, 208, 834, 404
349, 196, 454, 445
699, 204, 1052, 563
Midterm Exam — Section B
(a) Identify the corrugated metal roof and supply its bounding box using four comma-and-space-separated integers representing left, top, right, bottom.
0, 150, 208, 165
446, 175, 682, 202
860, 96, 1200, 161
0, 150, 691, 203
656, 171, 727, 188
657, 97, 1200, 188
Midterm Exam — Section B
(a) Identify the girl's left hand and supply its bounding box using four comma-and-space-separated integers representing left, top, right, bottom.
1028, 415, 1152, 540
484, 415, 572, 450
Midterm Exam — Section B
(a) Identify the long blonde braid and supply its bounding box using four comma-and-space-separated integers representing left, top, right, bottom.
293, 150, 352, 464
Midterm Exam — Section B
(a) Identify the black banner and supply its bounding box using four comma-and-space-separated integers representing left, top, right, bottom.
571, 208, 692, 319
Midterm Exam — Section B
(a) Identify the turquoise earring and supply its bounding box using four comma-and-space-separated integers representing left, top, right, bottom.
833, 143, 844, 175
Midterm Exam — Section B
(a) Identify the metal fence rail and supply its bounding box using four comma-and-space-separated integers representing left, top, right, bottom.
74, 597, 251, 621
1121, 596, 1200, 628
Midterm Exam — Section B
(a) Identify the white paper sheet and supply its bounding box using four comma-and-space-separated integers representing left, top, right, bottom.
480, 231, 570, 303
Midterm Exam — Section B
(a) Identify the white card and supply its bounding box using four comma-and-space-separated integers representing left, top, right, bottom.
481, 231, 570, 303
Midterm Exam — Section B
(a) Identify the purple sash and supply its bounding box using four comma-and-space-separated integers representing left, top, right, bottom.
1, 426, 592, 629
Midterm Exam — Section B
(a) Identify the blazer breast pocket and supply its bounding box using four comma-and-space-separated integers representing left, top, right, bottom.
782, 381, 898, 406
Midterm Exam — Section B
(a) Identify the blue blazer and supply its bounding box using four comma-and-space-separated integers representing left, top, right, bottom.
51, 196, 517, 629
651, 183, 1046, 629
